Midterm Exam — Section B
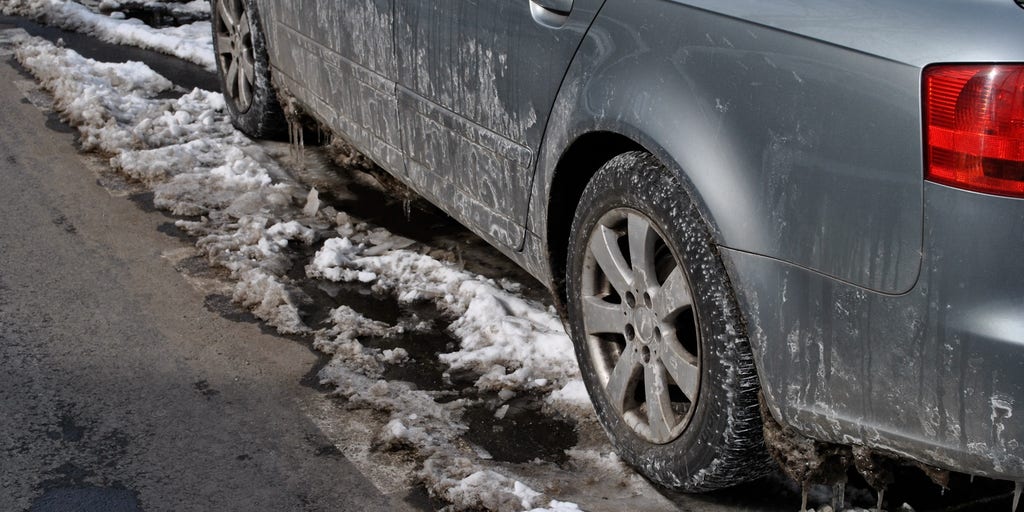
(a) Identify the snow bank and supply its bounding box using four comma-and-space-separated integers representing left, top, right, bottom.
2, 0, 215, 70
17, 38, 309, 333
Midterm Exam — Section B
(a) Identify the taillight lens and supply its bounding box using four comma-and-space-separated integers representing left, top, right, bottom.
924, 64, 1024, 198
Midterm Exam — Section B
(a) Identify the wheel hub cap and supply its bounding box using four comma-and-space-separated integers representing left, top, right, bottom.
633, 307, 658, 343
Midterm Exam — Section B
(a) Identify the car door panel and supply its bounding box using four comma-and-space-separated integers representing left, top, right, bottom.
395, 0, 605, 250
264, 0, 404, 172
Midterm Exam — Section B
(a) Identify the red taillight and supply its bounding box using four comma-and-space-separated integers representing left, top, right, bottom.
924, 64, 1024, 198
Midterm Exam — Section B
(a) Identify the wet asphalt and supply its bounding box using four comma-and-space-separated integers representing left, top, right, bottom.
0, 40, 421, 511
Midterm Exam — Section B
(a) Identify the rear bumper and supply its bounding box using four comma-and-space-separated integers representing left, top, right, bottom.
723, 182, 1024, 479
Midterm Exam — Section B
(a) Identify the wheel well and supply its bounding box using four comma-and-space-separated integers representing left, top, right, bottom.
546, 132, 643, 310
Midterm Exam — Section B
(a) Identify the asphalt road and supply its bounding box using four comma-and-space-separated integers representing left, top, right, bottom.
0, 48, 424, 511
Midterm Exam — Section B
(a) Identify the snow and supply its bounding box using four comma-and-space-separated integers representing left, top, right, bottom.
11, 34, 591, 511
306, 223, 587, 399
545, 380, 593, 416
1, 0, 215, 70
528, 501, 583, 512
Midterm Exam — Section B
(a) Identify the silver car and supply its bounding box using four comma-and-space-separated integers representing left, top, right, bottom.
210, 0, 1024, 497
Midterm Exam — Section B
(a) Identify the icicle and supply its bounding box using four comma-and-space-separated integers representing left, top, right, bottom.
288, 118, 305, 170
832, 482, 845, 511
1013, 481, 1022, 512
296, 120, 305, 169
876, 488, 884, 511
403, 198, 411, 221
970, 474, 975, 483
288, 120, 296, 161
800, 482, 809, 512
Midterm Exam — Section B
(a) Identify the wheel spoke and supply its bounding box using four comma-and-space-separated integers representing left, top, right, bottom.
238, 12, 252, 40
216, 35, 234, 55
654, 266, 692, 321
604, 344, 640, 413
660, 336, 700, 402
582, 296, 627, 335
645, 363, 675, 440
218, 0, 237, 27
225, 58, 239, 97
590, 224, 633, 296
240, 51, 256, 82
627, 213, 658, 289
237, 63, 252, 108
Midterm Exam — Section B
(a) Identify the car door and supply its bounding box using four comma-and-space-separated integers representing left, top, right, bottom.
262, 0, 404, 172
395, 0, 606, 250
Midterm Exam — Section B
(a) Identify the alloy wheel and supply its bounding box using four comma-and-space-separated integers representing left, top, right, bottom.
580, 208, 702, 444
215, 0, 256, 112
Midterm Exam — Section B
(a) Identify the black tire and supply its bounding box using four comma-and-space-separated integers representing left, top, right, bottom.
566, 151, 771, 491
211, 0, 286, 139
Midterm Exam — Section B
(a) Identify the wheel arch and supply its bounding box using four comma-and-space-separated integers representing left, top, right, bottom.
540, 123, 736, 315
530, 8, 762, 314
544, 130, 642, 310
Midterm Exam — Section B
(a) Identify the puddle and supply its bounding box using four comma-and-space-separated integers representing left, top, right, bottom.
126, 192, 161, 213
156, 221, 189, 240
44, 112, 73, 133
403, 485, 441, 512
316, 183, 462, 249
298, 277, 403, 330
46, 413, 87, 442
289, 240, 495, 395
174, 255, 226, 280
362, 330, 463, 393
299, 350, 333, 391
30, 487, 142, 512
101, 3, 208, 28
203, 294, 259, 325
462, 396, 577, 466
289, 248, 461, 393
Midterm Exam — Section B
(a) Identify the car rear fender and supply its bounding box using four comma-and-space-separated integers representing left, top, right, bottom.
531, 0, 925, 299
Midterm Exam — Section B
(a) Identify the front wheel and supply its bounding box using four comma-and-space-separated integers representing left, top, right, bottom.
566, 151, 771, 491
211, 0, 286, 138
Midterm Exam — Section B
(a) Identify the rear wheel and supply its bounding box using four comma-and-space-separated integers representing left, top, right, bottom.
566, 151, 771, 491
211, 0, 286, 138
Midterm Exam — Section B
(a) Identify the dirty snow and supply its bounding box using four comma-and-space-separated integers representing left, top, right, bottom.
307, 225, 584, 399
1, 0, 214, 70
96, 0, 210, 16
12, 35, 592, 511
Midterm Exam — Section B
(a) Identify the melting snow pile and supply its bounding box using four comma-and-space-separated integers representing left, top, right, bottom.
308, 234, 582, 398
13, 36, 591, 511
1, 0, 214, 70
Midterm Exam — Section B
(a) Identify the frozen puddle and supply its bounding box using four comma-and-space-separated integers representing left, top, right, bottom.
6, 34, 682, 512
